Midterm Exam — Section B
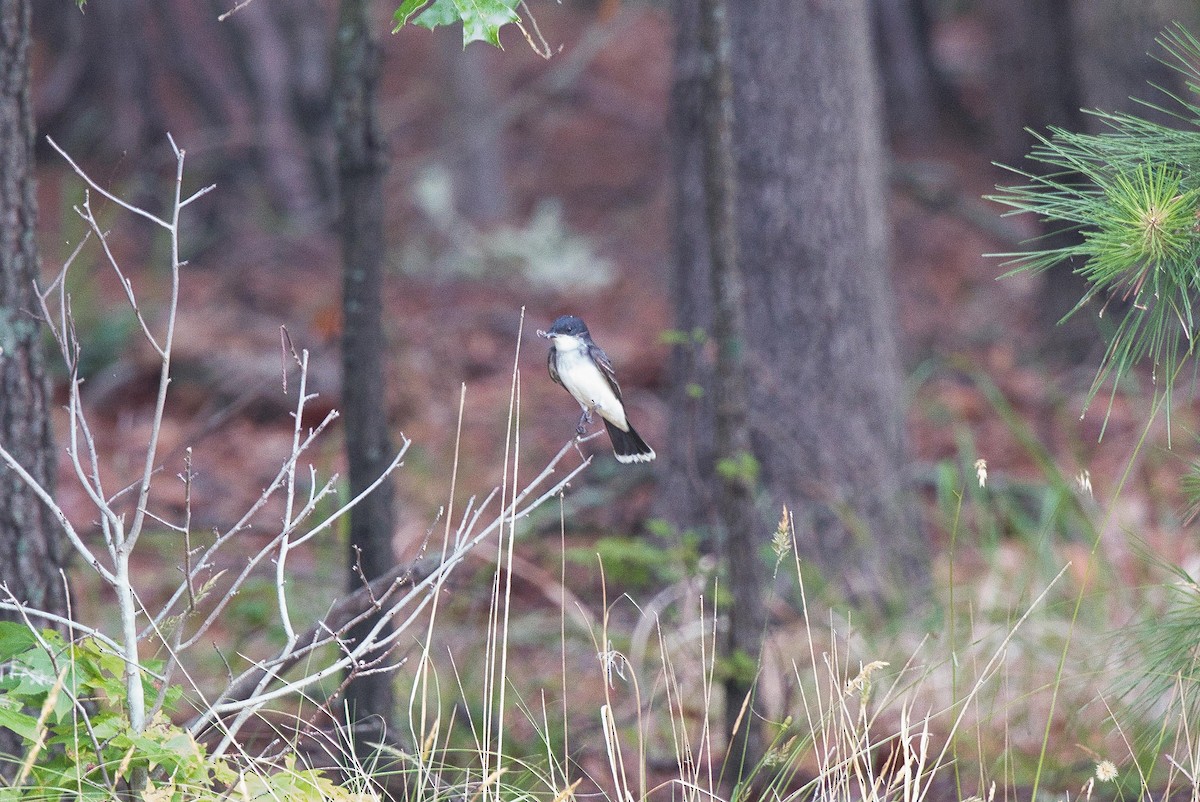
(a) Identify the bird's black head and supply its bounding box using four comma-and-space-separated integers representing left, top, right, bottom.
545, 315, 589, 337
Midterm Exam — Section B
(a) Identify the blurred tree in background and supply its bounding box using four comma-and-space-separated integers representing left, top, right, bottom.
34, 0, 332, 237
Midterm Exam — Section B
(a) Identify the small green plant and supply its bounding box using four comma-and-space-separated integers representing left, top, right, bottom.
0, 622, 214, 799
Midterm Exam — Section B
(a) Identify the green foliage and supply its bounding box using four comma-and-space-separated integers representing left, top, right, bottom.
989, 24, 1200, 424
1179, 435, 1200, 524
1121, 558, 1200, 740
716, 647, 759, 686
567, 530, 701, 589
658, 327, 708, 347
716, 450, 760, 485
392, 0, 520, 47
0, 623, 213, 799
0, 624, 355, 800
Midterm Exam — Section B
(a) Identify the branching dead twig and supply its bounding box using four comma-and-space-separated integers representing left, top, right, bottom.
4, 133, 602, 778
192, 433, 597, 755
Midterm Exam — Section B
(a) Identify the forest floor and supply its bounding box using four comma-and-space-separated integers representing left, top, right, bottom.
30, 3, 1200, 799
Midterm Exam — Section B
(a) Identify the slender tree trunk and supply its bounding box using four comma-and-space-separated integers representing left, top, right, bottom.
662, 1, 716, 542
0, 0, 69, 775
870, 0, 938, 136
694, 0, 766, 781
333, 0, 398, 739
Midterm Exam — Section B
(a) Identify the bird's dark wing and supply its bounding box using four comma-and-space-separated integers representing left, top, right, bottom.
588, 342, 625, 401
547, 348, 563, 387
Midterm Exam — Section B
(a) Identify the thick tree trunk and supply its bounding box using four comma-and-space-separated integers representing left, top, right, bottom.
0, 0, 69, 775
731, 0, 927, 607
333, 0, 398, 738
667, 0, 929, 611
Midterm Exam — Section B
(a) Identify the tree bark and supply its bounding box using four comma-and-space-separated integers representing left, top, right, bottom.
733, 0, 927, 607
667, 0, 929, 612
0, 0, 69, 775
694, 0, 766, 779
333, 0, 398, 738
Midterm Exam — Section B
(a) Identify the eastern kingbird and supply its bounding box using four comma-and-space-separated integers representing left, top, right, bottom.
537, 315, 656, 464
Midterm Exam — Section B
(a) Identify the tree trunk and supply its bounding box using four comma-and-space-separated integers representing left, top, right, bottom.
1068, 0, 1200, 127
870, 0, 939, 137
33, 0, 331, 235
662, 0, 717, 545
333, 0, 398, 739
667, 0, 929, 611
443, 32, 510, 226
732, 0, 927, 607
980, 0, 1200, 360
0, 0, 69, 775
981, 0, 1083, 167
694, 0, 766, 780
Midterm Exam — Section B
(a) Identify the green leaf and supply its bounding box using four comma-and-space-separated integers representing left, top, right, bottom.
392, 0, 520, 48
393, 0, 436, 29
458, 0, 520, 47
0, 621, 39, 661
716, 451, 760, 484
0, 699, 39, 741
414, 0, 457, 30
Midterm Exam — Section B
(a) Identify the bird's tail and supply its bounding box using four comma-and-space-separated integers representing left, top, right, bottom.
603, 419, 656, 463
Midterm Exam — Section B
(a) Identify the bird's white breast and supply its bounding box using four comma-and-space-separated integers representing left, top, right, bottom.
553, 335, 628, 430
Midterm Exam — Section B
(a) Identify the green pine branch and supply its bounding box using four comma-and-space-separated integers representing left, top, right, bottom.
989, 24, 1200, 427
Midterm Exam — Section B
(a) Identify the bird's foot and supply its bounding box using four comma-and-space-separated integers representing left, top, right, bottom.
575, 404, 598, 436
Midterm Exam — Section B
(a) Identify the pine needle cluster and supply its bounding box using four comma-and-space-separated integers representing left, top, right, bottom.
990, 25, 1200, 422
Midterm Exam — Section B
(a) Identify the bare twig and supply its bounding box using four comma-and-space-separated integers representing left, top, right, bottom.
191, 433, 594, 750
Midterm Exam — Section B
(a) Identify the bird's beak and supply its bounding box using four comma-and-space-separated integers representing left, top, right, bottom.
536, 329, 554, 339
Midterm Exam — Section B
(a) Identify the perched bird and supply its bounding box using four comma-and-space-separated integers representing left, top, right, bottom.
537, 315, 656, 464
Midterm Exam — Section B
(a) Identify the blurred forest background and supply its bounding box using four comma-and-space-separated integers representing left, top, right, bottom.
9, 0, 1200, 792
26, 0, 1200, 551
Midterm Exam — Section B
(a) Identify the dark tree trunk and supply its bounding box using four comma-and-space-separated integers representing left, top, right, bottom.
870, 0, 939, 136
0, 0, 69, 775
663, 1, 716, 543
980, 0, 1200, 360
333, 0, 398, 738
981, 0, 1083, 167
980, 0, 1093, 356
695, 0, 766, 780
666, 0, 929, 611
1069, 0, 1200, 126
